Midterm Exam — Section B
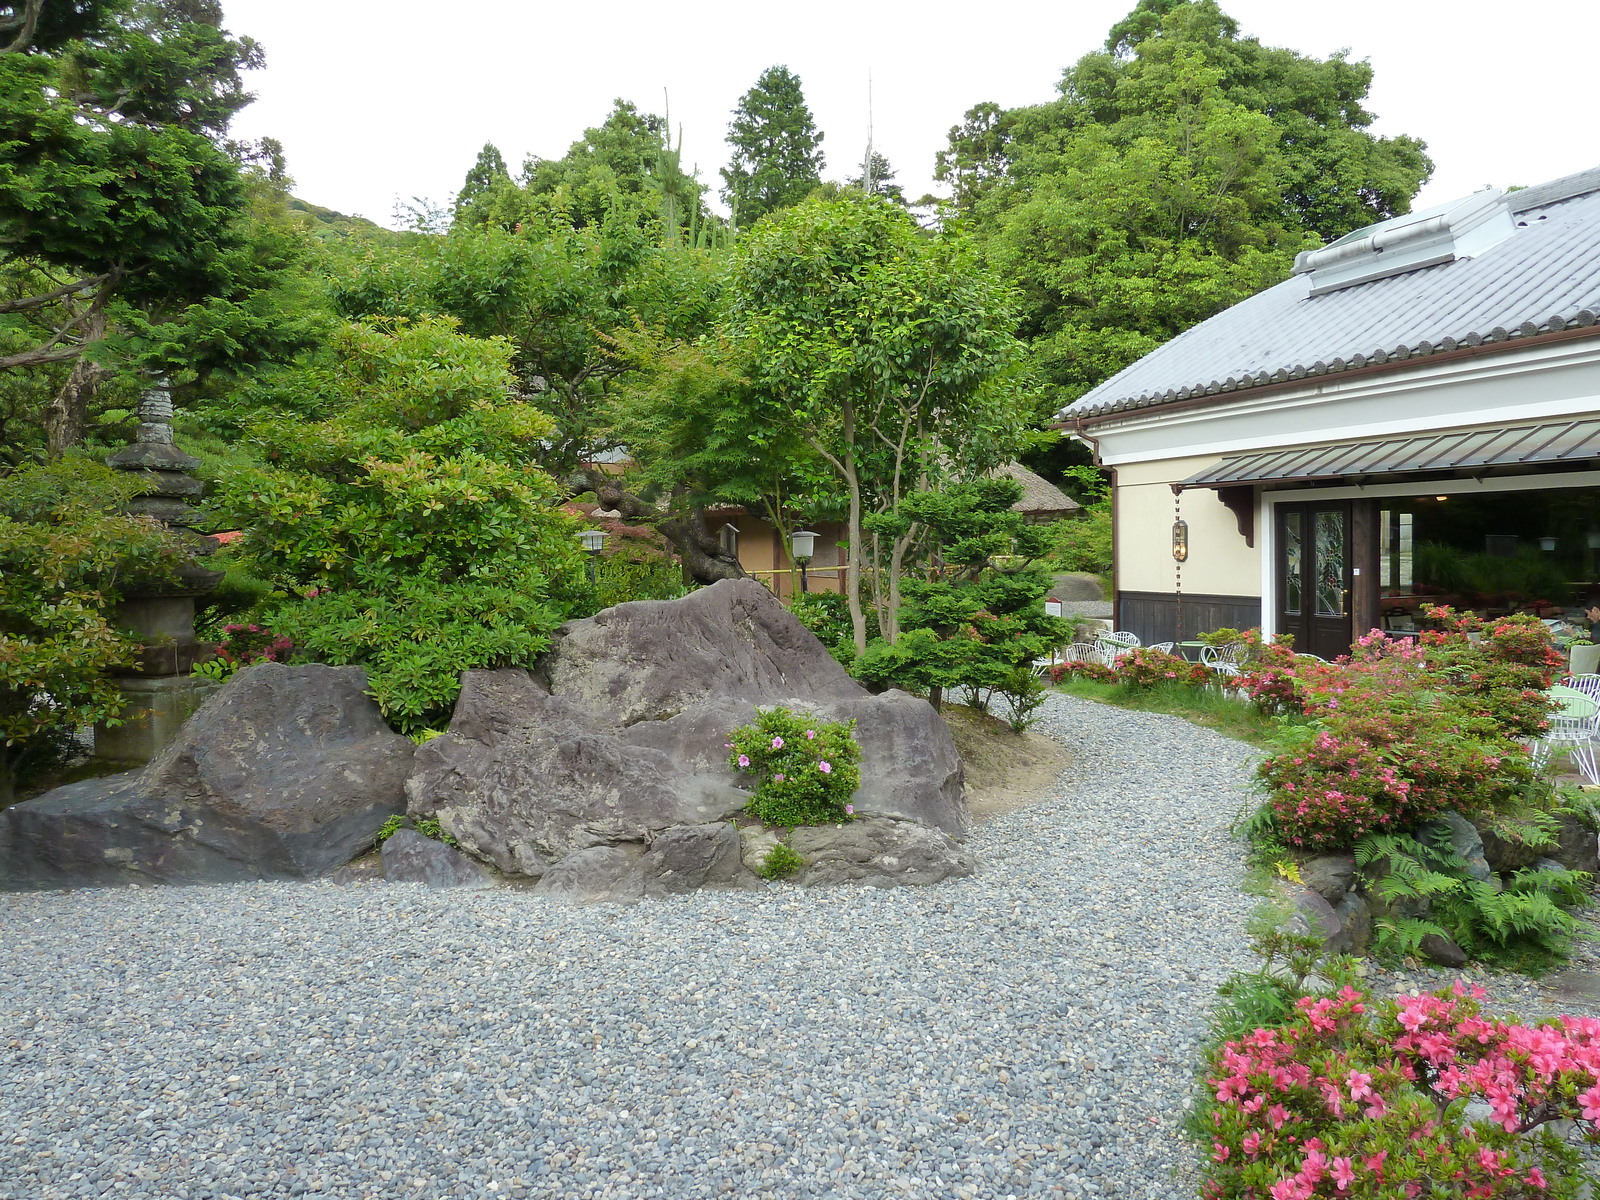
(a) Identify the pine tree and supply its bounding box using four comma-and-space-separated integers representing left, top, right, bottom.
720, 65, 825, 226
847, 150, 905, 206
453, 142, 509, 223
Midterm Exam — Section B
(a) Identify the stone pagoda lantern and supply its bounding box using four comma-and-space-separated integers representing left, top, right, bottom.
94, 381, 225, 763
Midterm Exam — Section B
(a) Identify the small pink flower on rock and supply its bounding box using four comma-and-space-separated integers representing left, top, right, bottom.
737, 755, 750, 768
818, 761, 832, 774
771, 736, 784, 750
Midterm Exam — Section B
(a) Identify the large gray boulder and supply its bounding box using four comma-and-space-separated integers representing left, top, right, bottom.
787, 818, 976, 888
406, 580, 969, 889
1, 664, 412, 890
380, 829, 496, 889
404, 671, 747, 876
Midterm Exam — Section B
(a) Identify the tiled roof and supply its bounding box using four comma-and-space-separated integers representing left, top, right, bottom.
1055, 167, 1600, 422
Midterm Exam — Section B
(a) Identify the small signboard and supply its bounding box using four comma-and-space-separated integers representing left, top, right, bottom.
1044, 597, 1063, 618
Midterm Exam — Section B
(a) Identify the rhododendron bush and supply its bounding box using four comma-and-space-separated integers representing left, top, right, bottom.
1251, 610, 1560, 851
1203, 980, 1600, 1198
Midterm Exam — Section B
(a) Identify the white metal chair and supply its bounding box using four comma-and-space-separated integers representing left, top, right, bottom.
1147, 641, 1176, 655
1095, 630, 1141, 666
1059, 644, 1105, 667
1200, 642, 1249, 678
1533, 681, 1600, 784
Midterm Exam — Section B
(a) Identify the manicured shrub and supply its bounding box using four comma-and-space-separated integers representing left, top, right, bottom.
1118, 646, 1210, 690
1046, 658, 1117, 685
729, 706, 860, 827
0, 456, 186, 802
1202, 979, 1600, 1200
1251, 613, 1558, 851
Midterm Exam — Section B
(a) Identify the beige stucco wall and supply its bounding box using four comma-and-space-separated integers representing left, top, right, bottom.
1114, 457, 1262, 598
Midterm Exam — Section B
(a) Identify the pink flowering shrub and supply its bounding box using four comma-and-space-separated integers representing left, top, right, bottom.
194, 622, 294, 682
1253, 613, 1557, 851
1203, 980, 1600, 1199
1117, 647, 1211, 690
728, 706, 861, 828
1047, 658, 1117, 685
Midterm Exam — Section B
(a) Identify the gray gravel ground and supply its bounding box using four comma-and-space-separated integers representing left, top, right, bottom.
0, 693, 1265, 1200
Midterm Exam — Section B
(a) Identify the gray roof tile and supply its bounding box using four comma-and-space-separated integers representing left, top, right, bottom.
1056, 167, 1600, 422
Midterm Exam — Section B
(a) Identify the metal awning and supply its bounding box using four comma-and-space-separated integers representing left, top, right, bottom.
1180, 417, 1600, 489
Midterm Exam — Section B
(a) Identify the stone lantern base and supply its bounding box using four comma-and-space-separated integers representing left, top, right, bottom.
94, 674, 221, 764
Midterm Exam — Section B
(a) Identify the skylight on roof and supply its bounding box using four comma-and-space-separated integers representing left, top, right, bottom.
1293, 188, 1516, 296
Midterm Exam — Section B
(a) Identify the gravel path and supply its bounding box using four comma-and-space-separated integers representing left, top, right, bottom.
1, 693, 1261, 1200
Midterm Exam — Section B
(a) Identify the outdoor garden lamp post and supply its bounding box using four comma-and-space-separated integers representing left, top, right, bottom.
577, 529, 608, 583
790, 529, 819, 593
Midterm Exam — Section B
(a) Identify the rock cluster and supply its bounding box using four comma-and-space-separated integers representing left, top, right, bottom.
3, 580, 974, 897
405, 579, 974, 898
1284, 809, 1599, 964
1, 664, 413, 889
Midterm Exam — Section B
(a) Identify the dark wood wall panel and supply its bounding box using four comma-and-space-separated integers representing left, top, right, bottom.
1115, 591, 1263, 645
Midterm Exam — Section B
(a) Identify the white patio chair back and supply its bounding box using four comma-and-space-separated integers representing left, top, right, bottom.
1200, 642, 1248, 677
1060, 643, 1102, 665
1094, 630, 1140, 667
1147, 641, 1176, 655
1563, 674, 1600, 707
1534, 681, 1600, 784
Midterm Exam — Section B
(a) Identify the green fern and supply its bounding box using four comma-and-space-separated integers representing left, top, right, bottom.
1356, 830, 1589, 967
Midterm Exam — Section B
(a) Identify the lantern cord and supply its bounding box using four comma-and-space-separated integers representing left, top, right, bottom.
1174, 490, 1184, 643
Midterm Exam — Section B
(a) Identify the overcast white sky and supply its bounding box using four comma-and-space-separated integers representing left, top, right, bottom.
219, 1, 1600, 229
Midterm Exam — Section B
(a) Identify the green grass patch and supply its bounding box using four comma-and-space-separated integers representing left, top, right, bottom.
1053, 677, 1282, 747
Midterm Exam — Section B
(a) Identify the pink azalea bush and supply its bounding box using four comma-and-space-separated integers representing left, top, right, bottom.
1117, 646, 1212, 690
1252, 610, 1558, 851
195, 622, 294, 681
1204, 980, 1600, 1199
728, 706, 861, 828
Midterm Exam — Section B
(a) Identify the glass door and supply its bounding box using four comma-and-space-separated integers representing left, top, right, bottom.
1277, 501, 1354, 659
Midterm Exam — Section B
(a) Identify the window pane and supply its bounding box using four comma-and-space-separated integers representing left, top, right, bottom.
1283, 512, 1302, 614
1315, 510, 1346, 616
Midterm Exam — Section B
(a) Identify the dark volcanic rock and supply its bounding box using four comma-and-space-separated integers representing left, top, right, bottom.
541, 579, 864, 727
1420, 932, 1469, 968
535, 845, 644, 904
1300, 855, 1355, 904
380, 829, 496, 889
406, 580, 971, 892
1, 664, 412, 890
639, 822, 749, 895
787, 818, 976, 888
1551, 815, 1600, 875
405, 671, 746, 875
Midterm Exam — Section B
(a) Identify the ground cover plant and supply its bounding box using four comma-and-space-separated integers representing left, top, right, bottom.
1201, 952, 1600, 1199
727, 706, 861, 828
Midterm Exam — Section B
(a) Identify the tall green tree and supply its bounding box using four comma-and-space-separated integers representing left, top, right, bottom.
725, 193, 1030, 654
0, 0, 268, 453
847, 150, 905, 206
944, 0, 1431, 402
720, 65, 825, 226
452, 141, 510, 225
934, 102, 1013, 219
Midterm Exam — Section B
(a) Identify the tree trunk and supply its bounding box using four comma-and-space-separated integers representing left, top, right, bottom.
44, 306, 108, 457
574, 469, 749, 586
841, 404, 867, 657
